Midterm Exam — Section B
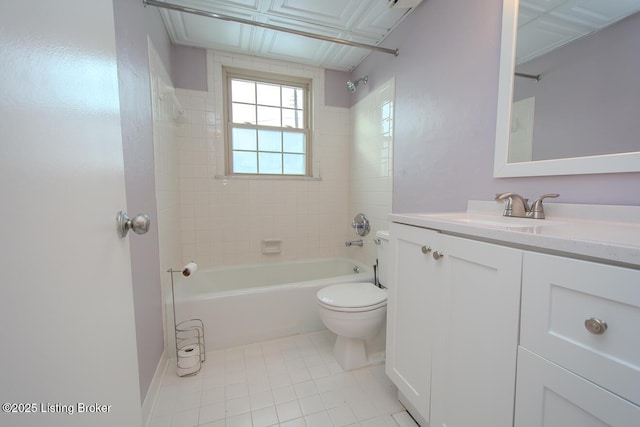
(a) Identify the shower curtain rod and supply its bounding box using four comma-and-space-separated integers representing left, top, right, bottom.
143, 0, 399, 57
515, 72, 541, 81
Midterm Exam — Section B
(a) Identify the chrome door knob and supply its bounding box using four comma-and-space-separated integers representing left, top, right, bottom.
421, 246, 431, 254
433, 251, 444, 260
117, 211, 151, 238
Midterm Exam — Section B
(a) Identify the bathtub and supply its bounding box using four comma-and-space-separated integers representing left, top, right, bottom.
172, 258, 373, 350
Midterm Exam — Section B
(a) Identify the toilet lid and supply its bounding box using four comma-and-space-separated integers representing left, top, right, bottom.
317, 282, 387, 310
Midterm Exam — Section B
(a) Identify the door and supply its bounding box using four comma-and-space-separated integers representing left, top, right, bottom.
0, 1, 142, 426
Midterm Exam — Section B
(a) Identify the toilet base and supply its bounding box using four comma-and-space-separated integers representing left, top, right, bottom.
334, 335, 368, 371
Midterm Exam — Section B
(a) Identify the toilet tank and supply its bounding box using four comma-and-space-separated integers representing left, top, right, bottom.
375, 230, 390, 288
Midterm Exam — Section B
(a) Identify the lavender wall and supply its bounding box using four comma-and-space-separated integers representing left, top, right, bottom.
324, 69, 352, 108
170, 52, 348, 103
172, 45, 208, 91
515, 11, 640, 160
353, 0, 640, 212
112, 0, 168, 401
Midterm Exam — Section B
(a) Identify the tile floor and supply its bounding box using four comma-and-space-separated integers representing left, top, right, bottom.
148, 330, 419, 427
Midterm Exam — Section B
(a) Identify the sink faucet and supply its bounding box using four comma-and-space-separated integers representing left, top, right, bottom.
495, 192, 530, 217
495, 193, 559, 219
528, 193, 559, 219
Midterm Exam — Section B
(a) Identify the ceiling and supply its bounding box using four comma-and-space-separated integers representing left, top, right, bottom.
154, 0, 640, 72
155, 0, 423, 72
516, 0, 640, 64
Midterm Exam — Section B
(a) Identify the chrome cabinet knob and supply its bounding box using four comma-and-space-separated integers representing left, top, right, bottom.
421, 246, 431, 254
584, 318, 608, 335
432, 251, 444, 260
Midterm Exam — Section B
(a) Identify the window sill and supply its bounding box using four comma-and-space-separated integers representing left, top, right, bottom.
214, 175, 321, 181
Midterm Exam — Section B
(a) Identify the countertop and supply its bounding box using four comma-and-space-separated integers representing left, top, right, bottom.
390, 201, 640, 268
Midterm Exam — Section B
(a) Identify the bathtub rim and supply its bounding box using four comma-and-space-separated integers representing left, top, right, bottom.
173, 257, 374, 301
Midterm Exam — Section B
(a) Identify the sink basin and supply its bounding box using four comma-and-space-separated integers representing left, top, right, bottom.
413, 212, 558, 229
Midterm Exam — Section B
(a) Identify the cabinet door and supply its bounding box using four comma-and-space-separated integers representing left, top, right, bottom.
520, 252, 640, 406
430, 234, 522, 427
515, 347, 640, 427
386, 223, 443, 425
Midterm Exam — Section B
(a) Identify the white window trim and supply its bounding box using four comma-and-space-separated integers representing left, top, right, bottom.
208, 50, 323, 180
223, 67, 312, 177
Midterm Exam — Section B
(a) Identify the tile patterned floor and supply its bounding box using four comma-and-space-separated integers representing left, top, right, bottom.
148, 331, 419, 427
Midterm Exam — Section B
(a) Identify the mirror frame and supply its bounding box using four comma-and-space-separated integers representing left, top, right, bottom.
494, 0, 640, 178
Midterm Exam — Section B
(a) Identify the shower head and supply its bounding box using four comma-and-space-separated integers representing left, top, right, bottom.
346, 75, 368, 93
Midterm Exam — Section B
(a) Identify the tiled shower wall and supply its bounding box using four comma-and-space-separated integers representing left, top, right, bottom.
348, 79, 395, 268
175, 51, 352, 268
170, 51, 393, 269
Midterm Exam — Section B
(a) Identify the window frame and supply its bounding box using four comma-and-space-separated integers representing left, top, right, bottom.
222, 67, 313, 177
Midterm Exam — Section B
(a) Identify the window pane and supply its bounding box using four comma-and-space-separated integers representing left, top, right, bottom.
232, 127, 257, 151
382, 119, 391, 135
283, 110, 303, 129
283, 154, 306, 175
257, 106, 281, 127
258, 130, 281, 152
256, 83, 281, 107
232, 103, 256, 124
282, 87, 304, 109
233, 151, 257, 174
283, 132, 305, 153
231, 79, 255, 104
282, 108, 295, 128
382, 101, 392, 118
295, 110, 304, 128
258, 152, 282, 174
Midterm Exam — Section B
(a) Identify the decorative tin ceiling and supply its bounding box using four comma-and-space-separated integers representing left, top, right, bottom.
154, 0, 640, 71
156, 0, 421, 71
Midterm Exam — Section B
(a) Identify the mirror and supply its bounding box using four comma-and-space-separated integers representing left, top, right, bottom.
494, 0, 640, 177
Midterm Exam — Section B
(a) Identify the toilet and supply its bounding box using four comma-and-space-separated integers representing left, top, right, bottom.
317, 230, 389, 370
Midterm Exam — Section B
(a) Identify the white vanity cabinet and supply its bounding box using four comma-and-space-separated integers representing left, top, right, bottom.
388, 203, 640, 426
515, 252, 640, 426
387, 222, 523, 427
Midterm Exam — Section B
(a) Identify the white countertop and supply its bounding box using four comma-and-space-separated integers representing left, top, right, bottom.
390, 201, 640, 267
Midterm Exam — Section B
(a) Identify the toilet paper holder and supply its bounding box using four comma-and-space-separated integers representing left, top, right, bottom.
168, 266, 206, 377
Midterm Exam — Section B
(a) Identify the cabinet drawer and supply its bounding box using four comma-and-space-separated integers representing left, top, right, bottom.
520, 252, 640, 405
515, 347, 640, 427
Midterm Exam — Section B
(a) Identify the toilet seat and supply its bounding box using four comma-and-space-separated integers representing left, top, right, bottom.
317, 282, 387, 313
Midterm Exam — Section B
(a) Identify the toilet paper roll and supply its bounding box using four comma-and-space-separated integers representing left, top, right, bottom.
176, 363, 200, 377
182, 262, 197, 277
177, 344, 200, 369
178, 343, 200, 358
177, 355, 200, 370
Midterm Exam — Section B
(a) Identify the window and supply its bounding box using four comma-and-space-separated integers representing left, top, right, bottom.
223, 68, 311, 176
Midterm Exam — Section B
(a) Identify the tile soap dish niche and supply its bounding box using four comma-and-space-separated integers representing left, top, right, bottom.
262, 239, 282, 254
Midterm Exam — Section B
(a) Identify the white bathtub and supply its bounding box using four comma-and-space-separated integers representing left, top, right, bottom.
172, 258, 373, 350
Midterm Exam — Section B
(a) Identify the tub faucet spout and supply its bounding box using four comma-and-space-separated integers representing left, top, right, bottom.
345, 239, 364, 247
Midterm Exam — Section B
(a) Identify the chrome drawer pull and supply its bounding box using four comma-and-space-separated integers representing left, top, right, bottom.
585, 318, 608, 335
421, 246, 431, 254
433, 251, 444, 260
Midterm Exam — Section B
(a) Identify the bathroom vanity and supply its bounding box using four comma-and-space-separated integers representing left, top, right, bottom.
385, 201, 640, 427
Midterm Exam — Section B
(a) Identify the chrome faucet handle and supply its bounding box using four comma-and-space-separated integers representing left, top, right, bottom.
527, 193, 559, 219
495, 193, 512, 214
495, 192, 530, 217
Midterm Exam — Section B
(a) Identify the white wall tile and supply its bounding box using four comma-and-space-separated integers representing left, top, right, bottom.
348, 78, 395, 267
